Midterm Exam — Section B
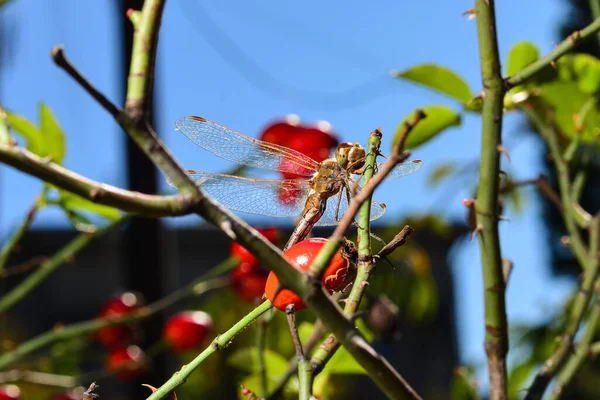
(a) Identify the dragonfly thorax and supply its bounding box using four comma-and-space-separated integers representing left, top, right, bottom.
310, 158, 345, 199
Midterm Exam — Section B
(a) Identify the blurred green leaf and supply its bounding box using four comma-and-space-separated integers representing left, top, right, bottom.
450, 368, 479, 400
63, 209, 96, 233
394, 105, 461, 150
298, 321, 315, 345
39, 103, 66, 164
58, 191, 121, 221
393, 64, 473, 104
0, 107, 10, 145
6, 112, 46, 156
239, 374, 280, 400
228, 347, 288, 378
407, 275, 438, 321
506, 41, 540, 76
427, 162, 458, 186
327, 346, 366, 375
355, 318, 375, 343
508, 362, 535, 400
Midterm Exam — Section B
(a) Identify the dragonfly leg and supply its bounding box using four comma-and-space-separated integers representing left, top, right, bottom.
334, 189, 344, 223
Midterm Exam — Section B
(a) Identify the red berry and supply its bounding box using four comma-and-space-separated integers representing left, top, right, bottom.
280, 125, 338, 179
0, 385, 20, 400
264, 238, 351, 311
230, 262, 270, 303
163, 311, 213, 352
96, 292, 143, 348
106, 345, 145, 380
259, 115, 300, 146
230, 227, 281, 265
278, 185, 304, 207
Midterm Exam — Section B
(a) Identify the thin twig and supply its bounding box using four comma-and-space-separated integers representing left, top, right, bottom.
0, 256, 48, 278
285, 305, 311, 400
0, 216, 130, 314
51, 46, 120, 118
523, 114, 600, 399
0, 196, 43, 270
83, 382, 99, 400
376, 225, 414, 259
256, 314, 268, 398
506, 17, 600, 88
0, 145, 197, 217
474, 1, 509, 398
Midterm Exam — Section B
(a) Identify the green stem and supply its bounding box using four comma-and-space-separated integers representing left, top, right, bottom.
548, 296, 600, 400
590, 1, 600, 46
298, 359, 313, 400
0, 216, 129, 314
506, 17, 600, 88
0, 103, 12, 145
310, 130, 381, 373
0, 274, 229, 370
146, 300, 273, 400
522, 118, 599, 398
0, 196, 43, 270
256, 315, 268, 398
474, 1, 509, 399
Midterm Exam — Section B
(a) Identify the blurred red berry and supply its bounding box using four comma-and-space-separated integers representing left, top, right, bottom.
280, 124, 338, 179
0, 385, 20, 400
230, 227, 281, 265
163, 311, 213, 352
278, 185, 304, 207
96, 292, 144, 348
230, 262, 270, 303
106, 345, 145, 380
259, 115, 300, 146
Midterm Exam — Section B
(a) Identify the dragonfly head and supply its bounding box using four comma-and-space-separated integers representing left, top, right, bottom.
335, 142, 366, 174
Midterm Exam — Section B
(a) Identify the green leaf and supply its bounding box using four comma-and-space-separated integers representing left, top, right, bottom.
39, 103, 66, 164
506, 41, 540, 76
450, 368, 479, 400
0, 110, 10, 145
6, 112, 46, 156
394, 105, 461, 150
297, 321, 315, 345
58, 191, 121, 221
355, 318, 375, 342
326, 346, 366, 375
393, 64, 473, 104
63, 209, 97, 233
508, 362, 535, 400
228, 347, 288, 378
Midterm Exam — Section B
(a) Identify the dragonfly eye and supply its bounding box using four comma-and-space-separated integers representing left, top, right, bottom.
344, 143, 366, 173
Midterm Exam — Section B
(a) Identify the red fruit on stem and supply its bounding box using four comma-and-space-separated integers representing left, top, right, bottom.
230, 262, 270, 303
281, 125, 338, 179
106, 345, 145, 380
230, 227, 281, 265
264, 238, 351, 311
96, 292, 143, 348
163, 311, 213, 352
259, 115, 300, 146
0, 385, 20, 400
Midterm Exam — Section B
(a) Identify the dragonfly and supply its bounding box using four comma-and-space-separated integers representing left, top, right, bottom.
168, 116, 422, 250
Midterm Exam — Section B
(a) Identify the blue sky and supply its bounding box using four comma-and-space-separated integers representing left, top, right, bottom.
0, 0, 577, 383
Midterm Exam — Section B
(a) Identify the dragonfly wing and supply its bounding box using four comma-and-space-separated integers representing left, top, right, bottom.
383, 160, 422, 180
315, 192, 387, 226
167, 172, 310, 218
176, 117, 319, 177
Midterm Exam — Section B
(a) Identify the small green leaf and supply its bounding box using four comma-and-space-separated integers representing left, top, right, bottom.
59, 191, 121, 221
506, 41, 540, 76
63, 209, 97, 233
394, 105, 461, 150
297, 322, 315, 345
326, 347, 366, 375
228, 347, 288, 377
393, 64, 473, 104
6, 112, 46, 156
0, 109, 10, 145
572, 53, 600, 94
355, 318, 375, 343
39, 103, 66, 164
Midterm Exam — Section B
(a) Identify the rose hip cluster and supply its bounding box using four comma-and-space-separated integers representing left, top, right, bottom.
94, 292, 213, 381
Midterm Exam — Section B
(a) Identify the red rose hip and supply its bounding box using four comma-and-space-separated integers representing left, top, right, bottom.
96, 291, 143, 348
230, 227, 281, 265
230, 262, 270, 303
163, 311, 213, 352
106, 345, 145, 380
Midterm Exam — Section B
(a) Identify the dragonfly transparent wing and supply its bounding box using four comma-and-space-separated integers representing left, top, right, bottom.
315, 191, 387, 226
351, 159, 423, 184
176, 117, 319, 177
167, 172, 310, 218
